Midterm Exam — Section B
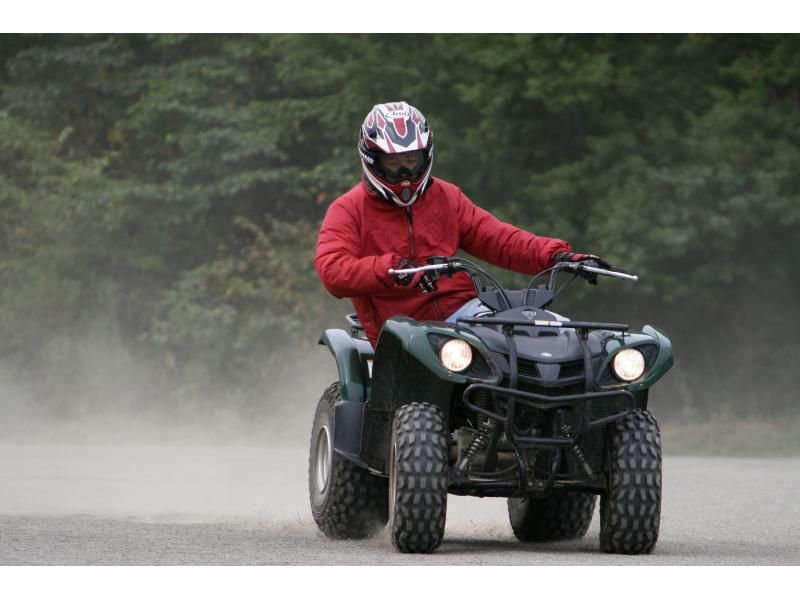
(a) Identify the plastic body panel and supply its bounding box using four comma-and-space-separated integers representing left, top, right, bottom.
318, 328, 374, 403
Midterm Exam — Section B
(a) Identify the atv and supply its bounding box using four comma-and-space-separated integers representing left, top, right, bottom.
308, 256, 673, 554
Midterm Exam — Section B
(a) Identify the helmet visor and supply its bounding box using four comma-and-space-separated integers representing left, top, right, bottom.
378, 150, 426, 182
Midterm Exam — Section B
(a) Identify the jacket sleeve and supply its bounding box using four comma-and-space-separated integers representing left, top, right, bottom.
457, 190, 572, 275
315, 199, 398, 298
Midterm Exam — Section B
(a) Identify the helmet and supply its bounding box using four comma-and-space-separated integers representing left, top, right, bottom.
358, 101, 434, 208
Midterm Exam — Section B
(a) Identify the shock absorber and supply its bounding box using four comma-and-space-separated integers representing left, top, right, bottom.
457, 419, 496, 473
560, 424, 593, 476
458, 393, 496, 473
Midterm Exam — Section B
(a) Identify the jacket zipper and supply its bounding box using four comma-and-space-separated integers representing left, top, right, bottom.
405, 208, 415, 258
406, 206, 443, 320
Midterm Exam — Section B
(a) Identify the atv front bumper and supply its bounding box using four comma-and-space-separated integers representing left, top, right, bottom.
447, 382, 635, 496
463, 382, 635, 441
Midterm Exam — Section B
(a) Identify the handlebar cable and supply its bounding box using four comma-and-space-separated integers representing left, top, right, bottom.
552, 272, 580, 302
450, 257, 514, 311
523, 265, 558, 306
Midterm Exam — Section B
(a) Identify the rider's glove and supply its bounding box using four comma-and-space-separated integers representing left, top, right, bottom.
392, 258, 438, 293
553, 251, 612, 269
553, 251, 612, 285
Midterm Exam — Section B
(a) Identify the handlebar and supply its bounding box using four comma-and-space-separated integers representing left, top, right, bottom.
389, 260, 639, 283
387, 257, 637, 313
388, 263, 462, 275
561, 263, 639, 282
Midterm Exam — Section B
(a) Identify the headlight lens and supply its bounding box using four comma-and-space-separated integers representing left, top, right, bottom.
440, 339, 473, 372
612, 348, 646, 382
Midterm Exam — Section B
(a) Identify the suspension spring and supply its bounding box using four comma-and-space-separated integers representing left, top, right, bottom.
560, 424, 593, 476
458, 393, 496, 473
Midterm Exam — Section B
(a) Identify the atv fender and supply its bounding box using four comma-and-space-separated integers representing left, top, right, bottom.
595, 325, 674, 393
354, 317, 498, 474
632, 325, 674, 391
369, 316, 497, 412
318, 329, 373, 403
319, 329, 385, 473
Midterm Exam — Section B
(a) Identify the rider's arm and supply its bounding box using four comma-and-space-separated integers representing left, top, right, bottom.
457, 191, 572, 274
315, 200, 397, 298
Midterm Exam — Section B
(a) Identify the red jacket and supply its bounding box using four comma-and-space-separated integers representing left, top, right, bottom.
315, 177, 571, 346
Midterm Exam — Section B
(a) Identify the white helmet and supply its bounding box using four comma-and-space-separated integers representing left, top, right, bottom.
357, 101, 434, 208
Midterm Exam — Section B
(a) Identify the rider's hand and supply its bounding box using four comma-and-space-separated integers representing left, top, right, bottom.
553, 251, 612, 270
553, 251, 612, 285
392, 258, 438, 293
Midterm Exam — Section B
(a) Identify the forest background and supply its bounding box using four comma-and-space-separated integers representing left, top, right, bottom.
1, 34, 798, 451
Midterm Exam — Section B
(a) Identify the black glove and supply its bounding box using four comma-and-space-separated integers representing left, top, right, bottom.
553, 252, 612, 285
392, 258, 438, 293
553, 251, 612, 269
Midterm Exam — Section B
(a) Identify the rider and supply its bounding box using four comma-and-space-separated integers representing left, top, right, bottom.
315, 101, 608, 347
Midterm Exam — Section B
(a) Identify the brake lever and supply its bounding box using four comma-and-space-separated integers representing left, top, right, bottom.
558, 262, 639, 282
579, 264, 639, 282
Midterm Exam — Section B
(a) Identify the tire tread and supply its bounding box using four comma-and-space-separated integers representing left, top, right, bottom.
508, 492, 596, 542
309, 383, 388, 540
390, 402, 449, 554
599, 409, 662, 554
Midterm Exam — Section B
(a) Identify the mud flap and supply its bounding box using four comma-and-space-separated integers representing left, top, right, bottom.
332, 400, 385, 475
333, 400, 364, 455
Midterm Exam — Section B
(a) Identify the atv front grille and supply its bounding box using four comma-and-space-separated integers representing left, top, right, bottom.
558, 360, 584, 379
516, 359, 584, 381
518, 359, 539, 378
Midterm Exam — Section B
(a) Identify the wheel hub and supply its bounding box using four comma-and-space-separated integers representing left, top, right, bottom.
388, 440, 397, 527
315, 425, 332, 493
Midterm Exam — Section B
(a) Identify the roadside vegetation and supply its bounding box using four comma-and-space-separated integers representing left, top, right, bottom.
1, 35, 798, 448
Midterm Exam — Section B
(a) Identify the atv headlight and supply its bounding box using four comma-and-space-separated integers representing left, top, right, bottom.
440, 339, 473, 373
612, 348, 646, 382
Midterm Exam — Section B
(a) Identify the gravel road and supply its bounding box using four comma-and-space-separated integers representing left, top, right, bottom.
1, 444, 798, 565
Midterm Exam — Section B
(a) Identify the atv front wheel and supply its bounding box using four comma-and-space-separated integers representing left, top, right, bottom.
389, 402, 449, 554
507, 491, 596, 542
600, 409, 662, 554
308, 383, 388, 539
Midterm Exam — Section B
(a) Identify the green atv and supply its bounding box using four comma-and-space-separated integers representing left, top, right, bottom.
309, 256, 673, 554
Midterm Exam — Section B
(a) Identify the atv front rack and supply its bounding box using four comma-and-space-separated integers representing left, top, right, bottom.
456, 316, 629, 332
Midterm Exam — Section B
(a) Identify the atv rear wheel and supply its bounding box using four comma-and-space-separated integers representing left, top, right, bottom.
308, 383, 388, 539
507, 491, 596, 542
389, 402, 449, 554
600, 409, 662, 554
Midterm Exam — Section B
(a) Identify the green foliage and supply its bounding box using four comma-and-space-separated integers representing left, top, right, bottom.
1, 34, 799, 417
0, 113, 110, 363
149, 215, 340, 398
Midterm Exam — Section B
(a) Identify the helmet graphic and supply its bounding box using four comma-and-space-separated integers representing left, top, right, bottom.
358, 101, 434, 208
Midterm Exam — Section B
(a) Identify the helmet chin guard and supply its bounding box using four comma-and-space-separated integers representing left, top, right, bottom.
358, 101, 434, 208
361, 151, 434, 208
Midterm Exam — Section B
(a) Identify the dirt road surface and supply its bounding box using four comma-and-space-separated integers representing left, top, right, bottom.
1, 444, 798, 565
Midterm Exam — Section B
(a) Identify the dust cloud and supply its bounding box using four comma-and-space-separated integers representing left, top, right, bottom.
1, 301, 797, 533
0, 329, 346, 529
0, 332, 515, 539
0, 329, 339, 448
